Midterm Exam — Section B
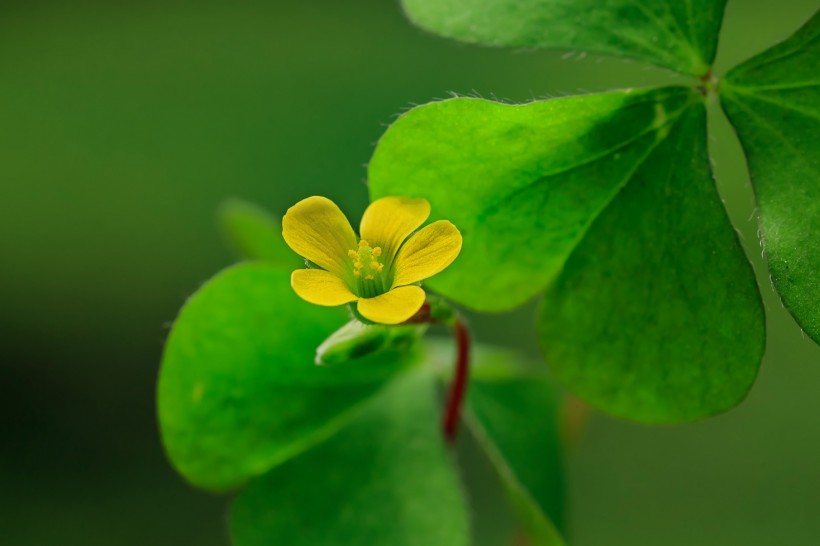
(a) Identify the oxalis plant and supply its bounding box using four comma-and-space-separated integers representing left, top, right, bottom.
158, 2, 819, 545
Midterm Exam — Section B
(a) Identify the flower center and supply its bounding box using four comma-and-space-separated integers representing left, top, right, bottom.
347, 239, 387, 298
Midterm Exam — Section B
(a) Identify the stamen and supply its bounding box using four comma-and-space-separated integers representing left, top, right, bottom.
350, 239, 388, 297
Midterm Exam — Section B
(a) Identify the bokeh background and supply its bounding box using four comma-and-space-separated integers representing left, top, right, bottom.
2, 1, 819, 544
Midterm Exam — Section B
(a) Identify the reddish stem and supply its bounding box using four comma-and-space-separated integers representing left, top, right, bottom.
442, 318, 470, 442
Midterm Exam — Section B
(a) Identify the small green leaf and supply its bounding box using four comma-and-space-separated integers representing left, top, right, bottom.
218, 198, 301, 266
539, 102, 764, 423
230, 370, 469, 546
158, 263, 412, 491
370, 87, 696, 311
721, 10, 820, 343
401, 0, 725, 75
467, 354, 566, 544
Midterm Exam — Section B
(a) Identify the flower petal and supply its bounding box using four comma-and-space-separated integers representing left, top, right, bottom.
357, 286, 426, 325
282, 196, 358, 278
392, 220, 463, 288
359, 196, 430, 264
291, 269, 358, 306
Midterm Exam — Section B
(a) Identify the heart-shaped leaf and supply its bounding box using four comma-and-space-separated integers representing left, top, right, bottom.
158, 263, 413, 490
401, 0, 726, 75
230, 369, 469, 546
370, 87, 695, 311
721, 10, 820, 344
539, 102, 764, 422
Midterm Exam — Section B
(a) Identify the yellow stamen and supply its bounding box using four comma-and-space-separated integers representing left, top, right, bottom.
349, 239, 387, 296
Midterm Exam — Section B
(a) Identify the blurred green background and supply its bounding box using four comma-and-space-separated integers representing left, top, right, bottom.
2, 1, 819, 544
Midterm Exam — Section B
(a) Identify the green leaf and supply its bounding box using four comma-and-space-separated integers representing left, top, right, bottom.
454, 427, 518, 546
218, 198, 301, 266
370, 86, 697, 311
230, 370, 469, 546
158, 262, 412, 491
720, 10, 820, 343
425, 340, 565, 544
401, 0, 725, 75
538, 102, 764, 423
466, 352, 566, 545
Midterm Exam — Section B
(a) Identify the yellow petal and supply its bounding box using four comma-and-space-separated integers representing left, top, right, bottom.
359, 196, 430, 264
291, 269, 358, 306
357, 286, 426, 325
282, 196, 358, 278
392, 220, 462, 288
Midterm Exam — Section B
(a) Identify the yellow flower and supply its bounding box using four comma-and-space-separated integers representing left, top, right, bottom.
282, 195, 462, 324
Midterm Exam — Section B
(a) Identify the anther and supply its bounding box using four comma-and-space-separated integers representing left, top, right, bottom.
348, 250, 358, 258
359, 239, 369, 248
372, 247, 382, 257
354, 261, 364, 270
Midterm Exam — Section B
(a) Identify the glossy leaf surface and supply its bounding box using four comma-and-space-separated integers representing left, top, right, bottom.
230, 370, 469, 546
158, 263, 410, 490
539, 103, 764, 422
721, 10, 820, 343
401, 0, 726, 75
370, 87, 696, 311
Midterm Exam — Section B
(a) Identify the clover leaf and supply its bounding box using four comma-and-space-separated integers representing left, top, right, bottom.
230, 369, 470, 546
538, 102, 764, 422
160, 2, 820, 544
158, 262, 415, 490
369, 87, 696, 311
401, 0, 726, 75
721, 10, 820, 343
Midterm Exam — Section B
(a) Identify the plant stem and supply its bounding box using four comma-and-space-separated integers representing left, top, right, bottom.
442, 317, 470, 442
400, 301, 471, 441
